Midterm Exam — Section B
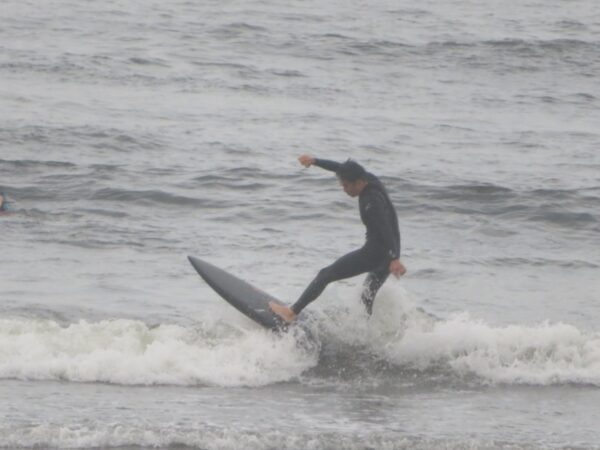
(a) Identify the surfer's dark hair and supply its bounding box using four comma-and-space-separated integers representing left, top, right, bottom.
336, 159, 367, 182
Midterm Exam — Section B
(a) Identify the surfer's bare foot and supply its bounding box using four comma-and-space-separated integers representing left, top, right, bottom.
269, 301, 296, 323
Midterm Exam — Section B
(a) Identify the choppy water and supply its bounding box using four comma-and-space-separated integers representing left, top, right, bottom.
1, 0, 600, 449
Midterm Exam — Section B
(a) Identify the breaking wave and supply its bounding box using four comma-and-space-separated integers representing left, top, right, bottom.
2, 287, 600, 388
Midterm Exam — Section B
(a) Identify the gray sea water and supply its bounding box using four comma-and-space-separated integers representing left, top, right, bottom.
1, 0, 600, 448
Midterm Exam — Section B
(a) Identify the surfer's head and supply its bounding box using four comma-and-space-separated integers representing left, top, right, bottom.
336, 160, 368, 197
0, 192, 5, 211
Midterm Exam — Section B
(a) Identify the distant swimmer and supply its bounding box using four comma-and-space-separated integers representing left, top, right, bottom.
0, 192, 7, 213
269, 155, 406, 323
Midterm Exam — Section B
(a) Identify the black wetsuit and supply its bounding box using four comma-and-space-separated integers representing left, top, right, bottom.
291, 159, 400, 316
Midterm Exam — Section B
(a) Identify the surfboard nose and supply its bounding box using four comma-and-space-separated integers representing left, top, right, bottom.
187, 255, 286, 331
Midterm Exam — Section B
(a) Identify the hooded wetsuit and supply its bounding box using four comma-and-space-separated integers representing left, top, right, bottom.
291, 159, 401, 315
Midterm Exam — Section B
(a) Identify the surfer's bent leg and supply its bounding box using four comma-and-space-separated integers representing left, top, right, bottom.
291, 247, 376, 315
361, 264, 390, 316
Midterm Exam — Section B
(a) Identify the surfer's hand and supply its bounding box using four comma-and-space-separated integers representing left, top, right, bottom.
298, 154, 315, 167
389, 259, 406, 278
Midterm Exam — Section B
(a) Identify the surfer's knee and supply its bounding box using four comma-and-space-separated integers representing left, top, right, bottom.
316, 267, 335, 285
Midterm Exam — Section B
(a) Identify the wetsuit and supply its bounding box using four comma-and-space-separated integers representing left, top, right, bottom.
291, 159, 401, 316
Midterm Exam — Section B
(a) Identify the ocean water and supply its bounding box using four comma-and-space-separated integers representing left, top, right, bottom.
1, 0, 600, 448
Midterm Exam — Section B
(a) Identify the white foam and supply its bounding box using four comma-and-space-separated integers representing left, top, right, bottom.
3, 286, 600, 387
0, 423, 526, 450
0, 317, 317, 387
320, 283, 600, 386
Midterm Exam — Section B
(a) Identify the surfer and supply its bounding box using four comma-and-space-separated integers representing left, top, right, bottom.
269, 155, 406, 322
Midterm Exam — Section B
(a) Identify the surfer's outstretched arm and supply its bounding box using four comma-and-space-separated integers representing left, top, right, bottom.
298, 154, 341, 172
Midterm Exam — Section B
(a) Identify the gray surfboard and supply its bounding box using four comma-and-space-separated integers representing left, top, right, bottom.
188, 256, 287, 330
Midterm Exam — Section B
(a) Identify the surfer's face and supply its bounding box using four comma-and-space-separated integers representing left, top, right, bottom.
339, 178, 367, 197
